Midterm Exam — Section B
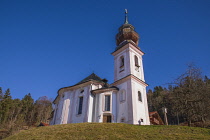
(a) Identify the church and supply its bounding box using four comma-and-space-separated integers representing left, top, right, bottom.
50, 11, 150, 125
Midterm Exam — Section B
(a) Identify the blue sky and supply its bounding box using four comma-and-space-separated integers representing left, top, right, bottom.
0, 0, 210, 100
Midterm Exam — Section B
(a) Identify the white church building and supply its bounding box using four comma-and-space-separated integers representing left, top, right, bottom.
50, 11, 150, 125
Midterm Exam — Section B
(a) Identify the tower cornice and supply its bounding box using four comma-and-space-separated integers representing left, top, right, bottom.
111, 41, 145, 56
111, 74, 148, 87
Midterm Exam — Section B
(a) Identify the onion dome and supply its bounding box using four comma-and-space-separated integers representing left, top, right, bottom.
116, 9, 140, 47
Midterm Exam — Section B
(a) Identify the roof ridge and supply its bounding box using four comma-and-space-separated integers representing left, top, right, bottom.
75, 73, 103, 85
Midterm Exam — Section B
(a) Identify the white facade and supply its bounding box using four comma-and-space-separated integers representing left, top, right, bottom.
112, 42, 150, 124
51, 18, 150, 125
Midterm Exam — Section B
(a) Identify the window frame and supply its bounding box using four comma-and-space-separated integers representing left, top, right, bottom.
119, 56, 125, 72
134, 55, 140, 67
104, 95, 111, 111
120, 56, 124, 67
138, 91, 142, 102
77, 96, 83, 115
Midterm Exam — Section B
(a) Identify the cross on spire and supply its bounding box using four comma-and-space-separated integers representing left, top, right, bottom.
124, 9, 129, 24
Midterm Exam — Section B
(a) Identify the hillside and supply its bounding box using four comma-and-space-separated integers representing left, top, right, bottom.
5, 123, 210, 140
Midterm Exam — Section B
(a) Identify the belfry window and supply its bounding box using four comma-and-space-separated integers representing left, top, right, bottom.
134, 55, 140, 72
138, 91, 142, 102
119, 56, 125, 72
134, 55, 139, 67
120, 56, 124, 67
104, 95, 111, 111
78, 96, 83, 115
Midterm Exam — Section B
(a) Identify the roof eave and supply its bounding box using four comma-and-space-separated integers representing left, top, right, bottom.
91, 87, 119, 94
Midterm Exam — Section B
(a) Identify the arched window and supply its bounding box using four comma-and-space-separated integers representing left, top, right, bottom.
138, 91, 142, 102
134, 55, 139, 67
120, 56, 124, 68
119, 56, 125, 72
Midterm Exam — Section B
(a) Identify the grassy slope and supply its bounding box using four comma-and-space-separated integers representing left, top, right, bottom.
5, 123, 210, 140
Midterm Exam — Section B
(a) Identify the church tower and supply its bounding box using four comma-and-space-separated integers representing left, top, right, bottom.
112, 10, 150, 125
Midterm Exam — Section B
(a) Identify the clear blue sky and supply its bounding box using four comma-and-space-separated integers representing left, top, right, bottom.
1, 0, 210, 100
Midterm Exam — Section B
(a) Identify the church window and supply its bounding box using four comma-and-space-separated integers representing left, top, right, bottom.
138, 91, 142, 102
78, 96, 83, 115
104, 95, 111, 111
120, 56, 124, 67
119, 56, 125, 72
134, 55, 140, 72
134, 55, 139, 67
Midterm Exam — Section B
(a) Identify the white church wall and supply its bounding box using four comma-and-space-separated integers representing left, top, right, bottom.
71, 86, 89, 123
112, 45, 150, 125
67, 90, 74, 123
61, 91, 71, 124
55, 95, 64, 124
131, 80, 150, 125
94, 93, 102, 122
128, 44, 144, 81
87, 93, 94, 122
89, 84, 103, 122
112, 92, 117, 123
83, 85, 92, 122
115, 82, 129, 123
94, 91, 116, 123
114, 46, 129, 81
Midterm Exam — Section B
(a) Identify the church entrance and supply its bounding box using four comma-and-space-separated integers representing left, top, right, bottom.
103, 115, 112, 123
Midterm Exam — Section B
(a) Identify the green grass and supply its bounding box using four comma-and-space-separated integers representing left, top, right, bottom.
4, 123, 210, 140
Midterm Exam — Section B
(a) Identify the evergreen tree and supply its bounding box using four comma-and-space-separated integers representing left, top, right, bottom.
21, 93, 34, 126
0, 87, 3, 127
0, 89, 12, 125
0, 87, 3, 100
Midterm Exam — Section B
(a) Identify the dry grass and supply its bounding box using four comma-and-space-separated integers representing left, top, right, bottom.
4, 123, 210, 140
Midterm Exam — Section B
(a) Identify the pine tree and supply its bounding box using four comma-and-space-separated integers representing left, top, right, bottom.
0, 87, 3, 100
21, 93, 34, 126
0, 87, 3, 127
0, 88, 12, 125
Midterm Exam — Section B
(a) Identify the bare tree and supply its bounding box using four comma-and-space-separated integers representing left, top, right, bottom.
171, 64, 210, 127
